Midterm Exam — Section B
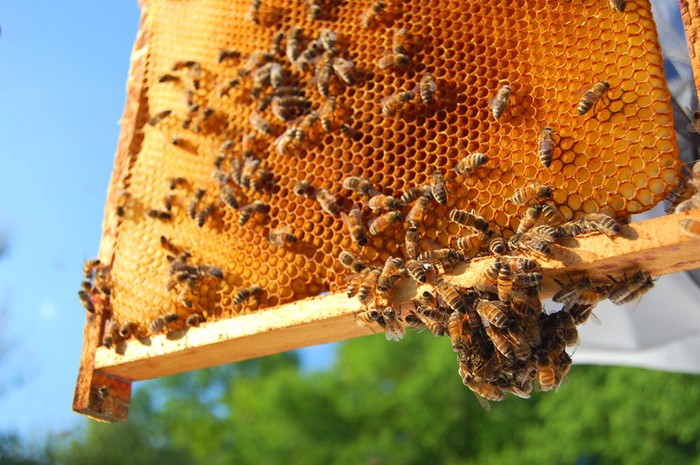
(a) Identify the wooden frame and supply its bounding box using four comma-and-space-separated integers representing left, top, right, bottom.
74, 0, 700, 422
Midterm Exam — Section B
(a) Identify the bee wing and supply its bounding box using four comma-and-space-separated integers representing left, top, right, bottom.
473, 393, 492, 411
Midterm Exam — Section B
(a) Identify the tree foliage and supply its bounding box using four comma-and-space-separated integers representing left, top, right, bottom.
45, 333, 700, 465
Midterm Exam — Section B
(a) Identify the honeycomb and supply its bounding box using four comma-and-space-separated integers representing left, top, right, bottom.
93, 0, 680, 344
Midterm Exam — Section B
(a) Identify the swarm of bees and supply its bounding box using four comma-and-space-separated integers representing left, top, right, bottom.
83, 0, 685, 407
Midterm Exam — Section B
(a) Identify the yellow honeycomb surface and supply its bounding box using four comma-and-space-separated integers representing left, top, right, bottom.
104, 0, 679, 336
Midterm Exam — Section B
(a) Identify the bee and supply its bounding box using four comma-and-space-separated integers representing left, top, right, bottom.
433, 277, 467, 313
360, 1, 386, 28
681, 217, 700, 238
369, 211, 403, 235
377, 52, 409, 70
516, 204, 542, 235
355, 307, 380, 327
149, 316, 167, 335
160, 235, 181, 258
172, 60, 200, 72
268, 63, 284, 90
405, 259, 427, 283
418, 308, 449, 337
187, 189, 206, 219
607, 269, 654, 305
249, 168, 271, 192
581, 213, 621, 237
399, 187, 424, 206
186, 314, 203, 327
249, 112, 271, 135
449, 209, 489, 232
609, 0, 626, 13
274, 127, 299, 156
246, 0, 261, 24
463, 378, 506, 405
286, 26, 302, 65
296, 41, 323, 72
118, 322, 132, 339
315, 188, 340, 215
268, 226, 296, 247
485, 325, 515, 360
553, 276, 595, 304
218, 49, 241, 63
319, 28, 336, 52
381, 90, 415, 117
514, 234, 552, 256
405, 194, 430, 226
306, 1, 321, 20
381, 307, 406, 342
102, 320, 117, 348
339, 251, 368, 273
181, 103, 200, 130
83, 259, 102, 279
577, 80, 610, 115
293, 180, 313, 197
564, 302, 597, 325
514, 272, 543, 289
377, 257, 404, 292
540, 203, 566, 227
357, 268, 381, 304
455, 153, 489, 176
158, 73, 180, 83
171, 263, 224, 281
673, 193, 700, 214
536, 350, 556, 391
456, 232, 483, 251
404, 225, 421, 259
240, 157, 261, 189
343, 207, 368, 246
296, 112, 319, 139
332, 57, 355, 86
78, 289, 95, 313
319, 97, 336, 132
217, 78, 241, 98
315, 54, 333, 97
169, 177, 188, 191
220, 184, 239, 210
429, 171, 447, 205
487, 233, 507, 255
448, 311, 468, 350
475, 260, 501, 291
269, 31, 285, 56
497, 264, 513, 303
192, 107, 214, 133
171, 136, 186, 147
511, 183, 553, 206
148, 209, 172, 221
476, 299, 513, 330
392, 28, 408, 54
417, 249, 462, 270
368, 194, 400, 211
490, 84, 511, 120
148, 109, 172, 126
115, 189, 130, 217
552, 311, 578, 346
538, 127, 554, 168
234, 284, 262, 305
418, 73, 437, 105
238, 200, 266, 226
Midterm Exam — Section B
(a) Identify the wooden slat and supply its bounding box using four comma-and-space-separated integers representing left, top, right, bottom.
94, 210, 700, 383
680, 0, 700, 96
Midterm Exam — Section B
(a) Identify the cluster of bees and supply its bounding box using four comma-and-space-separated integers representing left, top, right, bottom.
78, 0, 690, 405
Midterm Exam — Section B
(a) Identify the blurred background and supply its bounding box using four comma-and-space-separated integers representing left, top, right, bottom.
0, 1, 699, 464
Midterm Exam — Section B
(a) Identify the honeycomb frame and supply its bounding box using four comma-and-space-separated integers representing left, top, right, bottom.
74, 0, 699, 422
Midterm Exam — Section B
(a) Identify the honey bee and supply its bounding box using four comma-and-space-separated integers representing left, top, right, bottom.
319, 97, 336, 132
514, 234, 552, 256
286, 26, 302, 65
377, 52, 409, 70
538, 127, 554, 168
118, 322, 132, 339
553, 311, 579, 346
368, 194, 400, 211
217, 78, 241, 98
564, 302, 597, 325
315, 54, 333, 97
343, 207, 368, 246
148, 209, 172, 221
381, 90, 415, 117
673, 193, 700, 214
399, 187, 424, 206
381, 307, 406, 342
83, 259, 102, 279
490, 84, 511, 120
553, 276, 598, 304
171, 263, 224, 281
577, 80, 610, 115
377, 257, 404, 292
186, 314, 203, 327
531, 224, 562, 242
238, 200, 266, 226
355, 307, 380, 327
220, 184, 239, 210
342, 176, 374, 197
360, 1, 386, 28
418, 248, 463, 267
148, 109, 172, 126
158, 73, 180, 83
369, 211, 403, 235
581, 213, 621, 237
149, 316, 166, 335
315, 188, 340, 215
234, 284, 262, 305
515, 204, 542, 235
429, 171, 447, 205
160, 235, 181, 258
296, 40, 323, 72
269, 63, 284, 90
449, 209, 489, 232
307, 1, 321, 20
249, 112, 271, 135
271, 96, 308, 122
293, 179, 313, 197
115, 189, 130, 217
477, 299, 513, 330
487, 233, 507, 255
609, 0, 626, 13
447, 310, 467, 349
195, 204, 213, 227
405, 194, 430, 226
296, 112, 319, 139
463, 378, 506, 405
456, 232, 483, 251
332, 57, 355, 86
485, 325, 515, 360
240, 157, 261, 189
404, 225, 421, 259
218, 49, 241, 63
417, 308, 449, 337
267, 226, 296, 247
269, 31, 284, 56
357, 268, 381, 304
102, 320, 117, 348
405, 259, 427, 283
681, 217, 700, 238
172, 60, 200, 72
536, 350, 556, 391
78, 289, 95, 313
607, 269, 654, 305
475, 259, 501, 291
339, 251, 368, 273
455, 152, 489, 176
514, 271, 543, 289
319, 28, 336, 52
433, 277, 467, 313
497, 264, 513, 303
392, 28, 408, 54
511, 184, 553, 205
274, 127, 298, 156
540, 203, 566, 227
418, 73, 437, 105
